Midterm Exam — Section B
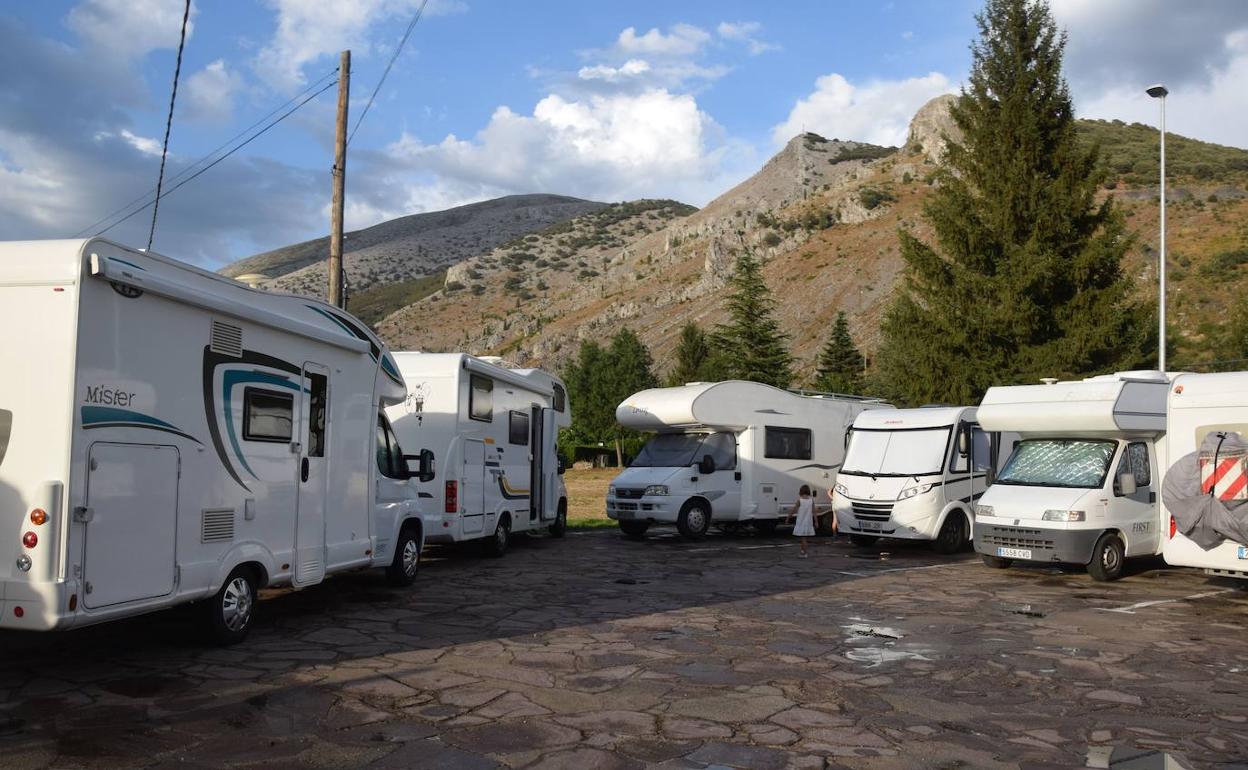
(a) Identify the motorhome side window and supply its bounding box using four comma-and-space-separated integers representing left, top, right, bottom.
307, 372, 328, 457
701, 431, 737, 470
764, 426, 812, 460
971, 427, 991, 473
243, 388, 293, 442
553, 383, 567, 413
1114, 442, 1151, 494
509, 410, 530, 446
469, 375, 493, 422
375, 415, 406, 479
0, 408, 11, 467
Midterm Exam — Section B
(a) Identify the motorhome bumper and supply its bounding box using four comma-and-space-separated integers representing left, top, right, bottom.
606, 496, 677, 522
974, 522, 1100, 564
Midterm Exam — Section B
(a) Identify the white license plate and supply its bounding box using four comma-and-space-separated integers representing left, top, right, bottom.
860, 521, 883, 531
997, 547, 1032, 560
1237, 546, 1248, 560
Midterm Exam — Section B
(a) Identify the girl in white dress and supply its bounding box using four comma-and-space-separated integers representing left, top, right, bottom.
789, 485, 816, 557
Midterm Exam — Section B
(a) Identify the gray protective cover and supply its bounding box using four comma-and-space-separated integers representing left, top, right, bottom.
1162, 431, 1248, 549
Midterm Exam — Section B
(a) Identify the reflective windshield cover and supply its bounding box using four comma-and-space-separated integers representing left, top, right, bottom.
842, 428, 951, 476
995, 439, 1117, 489
631, 432, 736, 468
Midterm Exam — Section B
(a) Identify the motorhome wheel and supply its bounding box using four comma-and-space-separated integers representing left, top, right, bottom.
849, 534, 879, 547
981, 554, 1012, 569
205, 566, 258, 646
677, 502, 711, 540
932, 513, 967, 554
619, 521, 650, 539
485, 515, 511, 558
549, 501, 567, 538
386, 526, 421, 586
1087, 533, 1125, 582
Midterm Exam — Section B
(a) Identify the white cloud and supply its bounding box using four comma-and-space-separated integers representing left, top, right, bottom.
577, 59, 652, 83
183, 59, 241, 123
67, 0, 197, 57
614, 24, 711, 58
717, 21, 779, 55
118, 129, 162, 156
772, 72, 956, 147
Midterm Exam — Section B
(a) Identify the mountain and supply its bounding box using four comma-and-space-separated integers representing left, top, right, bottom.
375, 96, 1248, 380
219, 193, 605, 297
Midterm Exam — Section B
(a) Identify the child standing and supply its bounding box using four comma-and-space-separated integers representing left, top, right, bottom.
788, 485, 816, 557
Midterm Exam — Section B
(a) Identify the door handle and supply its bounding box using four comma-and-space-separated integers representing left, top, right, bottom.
73, 506, 94, 523
734, 472, 742, 481
301, 457, 310, 482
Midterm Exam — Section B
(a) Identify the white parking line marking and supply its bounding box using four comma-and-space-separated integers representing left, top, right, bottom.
1095, 588, 1235, 614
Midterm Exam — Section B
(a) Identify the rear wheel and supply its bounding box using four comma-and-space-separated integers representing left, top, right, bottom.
677, 502, 712, 540
751, 519, 780, 536
1087, 533, 1125, 582
618, 520, 650, 539
385, 526, 421, 586
849, 534, 879, 547
981, 554, 1012, 569
484, 514, 511, 558
203, 566, 258, 646
548, 500, 568, 539
932, 513, 967, 554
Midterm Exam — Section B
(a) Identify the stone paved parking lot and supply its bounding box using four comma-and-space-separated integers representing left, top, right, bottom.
1, 530, 1246, 769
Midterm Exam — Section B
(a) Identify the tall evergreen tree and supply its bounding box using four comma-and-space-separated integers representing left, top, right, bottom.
667, 322, 729, 385
712, 250, 794, 388
874, 0, 1147, 405
814, 312, 865, 394
562, 328, 657, 465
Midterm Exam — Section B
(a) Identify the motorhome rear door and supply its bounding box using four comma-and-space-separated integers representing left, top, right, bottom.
292, 363, 329, 586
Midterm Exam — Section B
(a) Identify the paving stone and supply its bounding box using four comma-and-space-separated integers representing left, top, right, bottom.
522, 747, 643, 770
661, 717, 734, 741
1087, 690, 1144, 706
555, 710, 656, 736
369, 739, 502, 769
472, 692, 550, 719
442, 720, 580, 753
668, 694, 793, 723
687, 741, 790, 770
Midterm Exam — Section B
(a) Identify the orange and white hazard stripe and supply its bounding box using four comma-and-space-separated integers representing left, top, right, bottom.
1199, 454, 1248, 501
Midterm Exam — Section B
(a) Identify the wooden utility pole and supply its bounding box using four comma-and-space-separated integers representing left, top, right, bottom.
328, 49, 350, 309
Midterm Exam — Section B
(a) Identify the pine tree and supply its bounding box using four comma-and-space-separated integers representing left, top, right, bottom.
563, 328, 657, 466
874, 0, 1147, 406
814, 312, 865, 394
712, 250, 794, 388
667, 322, 729, 385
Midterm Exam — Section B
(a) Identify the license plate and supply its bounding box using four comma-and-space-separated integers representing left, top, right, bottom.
997, 547, 1032, 560
860, 521, 883, 531
1238, 546, 1248, 560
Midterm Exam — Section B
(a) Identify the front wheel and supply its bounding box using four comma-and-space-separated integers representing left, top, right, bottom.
932, 513, 967, 555
677, 503, 712, 540
618, 520, 650, 539
1087, 533, 1125, 582
548, 501, 568, 539
849, 534, 879, 547
203, 566, 258, 646
484, 515, 511, 558
981, 554, 1012, 569
385, 526, 421, 586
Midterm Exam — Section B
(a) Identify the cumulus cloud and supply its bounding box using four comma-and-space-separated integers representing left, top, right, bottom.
613, 24, 711, 58
771, 72, 956, 147
717, 21, 779, 55
67, 0, 197, 58
182, 59, 241, 123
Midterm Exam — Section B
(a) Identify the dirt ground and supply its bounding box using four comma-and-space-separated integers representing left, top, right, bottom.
563, 467, 615, 526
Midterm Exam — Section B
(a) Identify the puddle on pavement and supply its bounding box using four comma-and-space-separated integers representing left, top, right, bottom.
845, 622, 903, 639
1085, 746, 1190, 769
842, 621, 934, 667
1001, 603, 1046, 618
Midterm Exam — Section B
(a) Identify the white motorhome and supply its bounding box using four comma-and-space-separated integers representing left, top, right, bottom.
1161, 372, 1248, 579
832, 406, 1015, 553
607, 381, 884, 540
973, 371, 1169, 581
386, 353, 571, 556
0, 239, 432, 644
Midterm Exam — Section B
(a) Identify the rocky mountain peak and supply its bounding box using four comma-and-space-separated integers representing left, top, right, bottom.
907, 94, 961, 162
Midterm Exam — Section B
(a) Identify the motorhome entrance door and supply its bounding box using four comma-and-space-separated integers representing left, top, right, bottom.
530, 406, 548, 521
463, 439, 486, 535
293, 362, 329, 586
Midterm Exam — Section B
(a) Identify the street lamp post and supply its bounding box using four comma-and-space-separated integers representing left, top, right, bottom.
1147, 84, 1168, 372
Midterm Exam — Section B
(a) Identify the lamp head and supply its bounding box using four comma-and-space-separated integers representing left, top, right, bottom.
1146, 84, 1169, 99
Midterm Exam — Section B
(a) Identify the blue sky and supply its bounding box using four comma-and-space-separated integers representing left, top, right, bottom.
2, 1, 1246, 267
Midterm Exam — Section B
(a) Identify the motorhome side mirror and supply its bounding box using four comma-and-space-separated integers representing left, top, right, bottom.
957, 430, 969, 457
1118, 472, 1137, 496
404, 451, 436, 483
698, 454, 716, 474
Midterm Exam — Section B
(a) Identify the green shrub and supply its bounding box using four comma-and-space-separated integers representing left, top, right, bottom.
859, 187, 898, 210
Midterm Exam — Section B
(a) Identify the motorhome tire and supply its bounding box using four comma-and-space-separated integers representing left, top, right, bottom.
204, 566, 258, 646
751, 519, 780, 536
677, 502, 711, 540
619, 521, 650, 538
981, 554, 1012, 569
385, 525, 421, 586
549, 501, 568, 538
932, 513, 967, 554
849, 534, 879, 547
1087, 533, 1125, 582
485, 515, 511, 558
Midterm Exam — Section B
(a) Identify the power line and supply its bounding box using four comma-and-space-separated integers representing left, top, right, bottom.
146, 0, 192, 251
347, 0, 429, 147
94, 78, 339, 238
73, 67, 339, 238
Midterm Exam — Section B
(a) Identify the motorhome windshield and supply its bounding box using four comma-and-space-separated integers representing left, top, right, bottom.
631, 432, 734, 468
841, 427, 951, 476
995, 439, 1117, 489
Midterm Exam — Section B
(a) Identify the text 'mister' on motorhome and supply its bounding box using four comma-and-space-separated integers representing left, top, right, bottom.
386, 352, 571, 557
607, 381, 885, 540
0, 239, 432, 644
972, 371, 1169, 581
832, 407, 1015, 553
1161, 371, 1248, 579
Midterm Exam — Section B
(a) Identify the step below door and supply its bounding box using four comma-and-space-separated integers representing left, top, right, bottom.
83, 443, 179, 609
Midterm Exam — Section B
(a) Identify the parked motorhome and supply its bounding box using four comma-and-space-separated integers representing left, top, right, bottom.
607, 381, 885, 540
386, 353, 571, 556
972, 371, 1169, 581
832, 407, 1015, 553
1161, 372, 1248, 579
0, 239, 432, 644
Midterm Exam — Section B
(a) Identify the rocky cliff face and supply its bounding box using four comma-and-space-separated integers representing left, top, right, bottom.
906, 94, 961, 162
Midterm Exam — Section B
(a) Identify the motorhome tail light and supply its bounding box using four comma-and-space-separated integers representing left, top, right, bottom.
21, 532, 37, 548
30, 509, 48, 526
1169, 516, 1177, 539
15, 555, 31, 572
68, 594, 77, 611
1042, 510, 1086, 522
13, 607, 23, 618
445, 480, 458, 513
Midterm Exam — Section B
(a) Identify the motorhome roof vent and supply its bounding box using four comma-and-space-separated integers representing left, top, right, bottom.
1040, 377, 1059, 385
201, 508, 235, 543
210, 320, 243, 357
